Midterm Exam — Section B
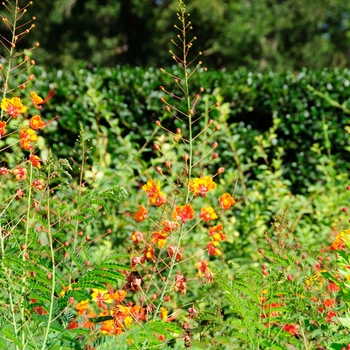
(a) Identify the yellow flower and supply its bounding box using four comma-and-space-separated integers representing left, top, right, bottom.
190, 176, 216, 197
1, 97, 27, 118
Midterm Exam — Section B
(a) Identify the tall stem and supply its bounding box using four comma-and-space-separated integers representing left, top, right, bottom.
1, 0, 19, 119
152, 3, 193, 321
41, 165, 55, 350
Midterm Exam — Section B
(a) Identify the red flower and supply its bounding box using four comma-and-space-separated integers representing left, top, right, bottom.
327, 311, 336, 323
0, 121, 6, 136
172, 204, 194, 223
283, 324, 299, 335
207, 241, 222, 256
328, 282, 340, 293
323, 299, 335, 308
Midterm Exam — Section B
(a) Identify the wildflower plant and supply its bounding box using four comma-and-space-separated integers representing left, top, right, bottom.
65, 0, 239, 347
0, 1, 128, 349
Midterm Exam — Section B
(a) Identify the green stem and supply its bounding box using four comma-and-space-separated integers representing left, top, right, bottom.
152, 4, 193, 321
41, 165, 55, 350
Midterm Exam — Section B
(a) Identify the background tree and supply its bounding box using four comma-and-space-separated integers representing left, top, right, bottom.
3, 0, 348, 71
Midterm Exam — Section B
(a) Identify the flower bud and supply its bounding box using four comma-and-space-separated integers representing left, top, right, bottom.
165, 160, 171, 168
217, 167, 225, 174
85, 261, 91, 266
155, 120, 161, 126
156, 166, 163, 174
176, 128, 181, 134
184, 154, 189, 162
208, 119, 214, 125
154, 144, 160, 151
212, 153, 218, 160
287, 274, 292, 281
47, 273, 52, 280
343, 207, 348, 213
212, 142, 218, 149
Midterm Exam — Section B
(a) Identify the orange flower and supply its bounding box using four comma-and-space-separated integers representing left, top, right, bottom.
330, 230, 349, 250
133, 205, 148, 222
218, 193, 236, 210
195, 260, 213, 282
162, 220, 178, 232
19, 128, 38, 150
151, 231, 167, 248
200, 206, 218, 222
142, 179, 160, 197
149, 191, 167, 207
75, 300, 90, 315
172, 203, 194, 223
143, 247, 155, 260
0, 121, 6, 136
32, 179, 44, 190
160, 307, 168, 320
30, 90, 55, 110
328, 282, 340, 293
1, 97, 27, 118
323, 299, 335, 308
207, 241, 222, 256
29, 154, 41, 168
167, 244, 182, 261
111, 289, 127, 303
190, 176, 216, 197
100, 320, 121, 335
130, 231, 143, 245
29, 115, 45, 130
13, 166, 27, 181
209, 225, 226, 242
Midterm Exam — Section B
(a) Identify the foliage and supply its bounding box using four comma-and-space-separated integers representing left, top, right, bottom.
2, 0, 350, 72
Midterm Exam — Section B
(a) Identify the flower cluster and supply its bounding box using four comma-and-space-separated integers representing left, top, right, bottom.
129, 176, 237, 304
67, 288, 147, 335
0, 92, 52, 195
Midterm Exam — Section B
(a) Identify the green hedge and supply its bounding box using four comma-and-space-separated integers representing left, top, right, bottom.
25, 66, 350, 192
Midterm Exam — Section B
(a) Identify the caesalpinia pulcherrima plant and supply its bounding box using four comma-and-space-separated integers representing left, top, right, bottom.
2, 1, 350, 349
63, 0, 239, 346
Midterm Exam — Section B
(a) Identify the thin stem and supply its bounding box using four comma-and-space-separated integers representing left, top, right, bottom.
41, 165, 55, 350
1, 0, 19, 120
152, 2, 194, 321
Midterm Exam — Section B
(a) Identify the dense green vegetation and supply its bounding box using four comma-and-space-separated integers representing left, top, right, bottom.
25, 65, 350, 190
3, 0, 350, 71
